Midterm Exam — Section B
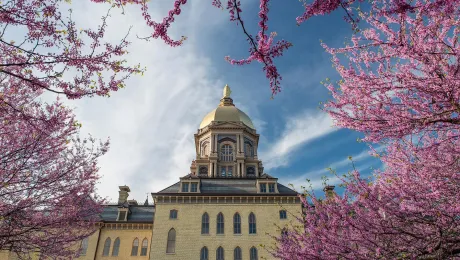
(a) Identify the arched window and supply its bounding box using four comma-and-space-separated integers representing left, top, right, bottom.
220, 144, 233, 161
250, 247, 258, 260
249, 213, 256, 234
234, 247, 242, 260
166, 228, 176, 253
216, 246, 225, 260
202, 213, 209, 234
79, 237, 89, 256
200, 247, 209, 260
217, 213, 224, 234
112, 237, 120, 256
102, 237, 111, 256
201, 142, 209, 157
233, 213, 241, 234
131, 238, 139, 256
141, 238, 148, 256
245, 142, 253, 157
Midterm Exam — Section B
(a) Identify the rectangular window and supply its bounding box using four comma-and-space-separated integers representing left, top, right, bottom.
181, 183, 189, 192
227, 166, 233, 177
221, 167, 226, 177
280, 210, 287, 219
169, 210, 178, 219
259, 183, 266, 193
269, 183, 275, 193
118, 211, 126, 221
191, 183, 198, 192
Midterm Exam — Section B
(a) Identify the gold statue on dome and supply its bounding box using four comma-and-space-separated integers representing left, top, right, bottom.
223, 84, 232, 98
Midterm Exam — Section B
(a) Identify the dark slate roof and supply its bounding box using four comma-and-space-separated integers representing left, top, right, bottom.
154, 178, 297, 196
99, 205, 154, 223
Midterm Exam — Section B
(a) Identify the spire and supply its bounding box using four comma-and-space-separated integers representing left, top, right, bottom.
223, 84, 232, 98
219, 84, 234, 107
144, 193, 149, 206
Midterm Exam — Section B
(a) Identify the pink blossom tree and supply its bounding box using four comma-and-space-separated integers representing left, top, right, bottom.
0, 85, 109, 259
271, 0, 460, 259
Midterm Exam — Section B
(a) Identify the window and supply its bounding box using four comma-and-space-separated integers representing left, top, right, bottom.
259, 183, 266, 193
216, 247, 225, 260
233, 213, 241, 234
202, 213, 209, 234
102, 237, 111, 256
79, 237, 89, 256
200, 247, 209, 260
268, 183, 275, 193
220, 144, 233, 161
131, 238, 139, 256
141, 238, 148, 256
182, 183, 189, 192
201, 142, 209, 157
118, 211, 126, 221
279, 210, 287, 219
281, 228, 288, 238
170, 210, 178, 219
245, 143, 253, 157
227, 166, 233, 177
166, 229, 176, 253
112, 237, 120, 256
247, 166, 256, 177
217, 213, 224, 234
191, 183, 198, 192
250, 247, 258, 260
199, 166, 208, 176
234, 247, 242, 260
249, 213, 256, 234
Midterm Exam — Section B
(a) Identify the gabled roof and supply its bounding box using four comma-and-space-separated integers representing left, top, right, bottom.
153, 178, 297, 196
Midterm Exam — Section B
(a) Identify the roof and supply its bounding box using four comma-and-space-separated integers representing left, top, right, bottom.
200, 105, 255, 129
153, 178, 297, 196
99, 205, 154, 223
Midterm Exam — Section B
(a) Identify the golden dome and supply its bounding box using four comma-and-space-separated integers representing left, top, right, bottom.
199, 85, 255, 129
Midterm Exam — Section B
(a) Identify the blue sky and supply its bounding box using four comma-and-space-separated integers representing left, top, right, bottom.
64, 1, 382, 202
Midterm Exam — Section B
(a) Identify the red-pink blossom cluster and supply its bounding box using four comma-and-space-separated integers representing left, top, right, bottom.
0, 85, 108, 258
273, 0, 460, 258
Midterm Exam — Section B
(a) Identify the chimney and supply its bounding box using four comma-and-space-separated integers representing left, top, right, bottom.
323, 185, 335, 198
118, 186, 131, 204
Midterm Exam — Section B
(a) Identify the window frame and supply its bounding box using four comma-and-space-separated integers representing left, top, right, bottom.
166, 228, 176, 254
233, 213, 241, 234
220, 144, 234, 162
131, 238, 139, 256
181, 182, 189, 192
216, 246, 225, 260
80, 237, 89, 256
112, 237, 120, 256
250, 247, 258, 260
202, 212, 210, 234
279, 210, 287, 219
140, 238, 148, 256
216, 213, 225, 234
234, 246, 242, 260
191, 182, 198, 192
249, 213, 257, 234
200, 247, 209, 260
102, 237, 111, 256
268, 183, 275, 193
259, 183, 266, 193
169, 209, 178, 219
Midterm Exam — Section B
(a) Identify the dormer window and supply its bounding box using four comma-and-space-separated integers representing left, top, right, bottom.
117, 209, 128, 221
191, 183, 198, 192
269, 183, 275, 193
259, 183, 266, 193
181, 183, 189, 192
220, 144, 233, 161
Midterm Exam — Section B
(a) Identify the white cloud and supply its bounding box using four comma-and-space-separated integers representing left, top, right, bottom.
261, 110, 336, 170
282, 148, 383, 191
60, 1, 228, 202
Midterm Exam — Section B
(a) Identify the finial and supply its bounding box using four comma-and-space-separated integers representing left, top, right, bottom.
223, 84, 232, 98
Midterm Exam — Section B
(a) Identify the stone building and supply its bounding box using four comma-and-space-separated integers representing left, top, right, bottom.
2, 85, 302, 260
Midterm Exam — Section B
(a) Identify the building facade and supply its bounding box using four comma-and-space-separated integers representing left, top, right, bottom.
2, 86, 302, 260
